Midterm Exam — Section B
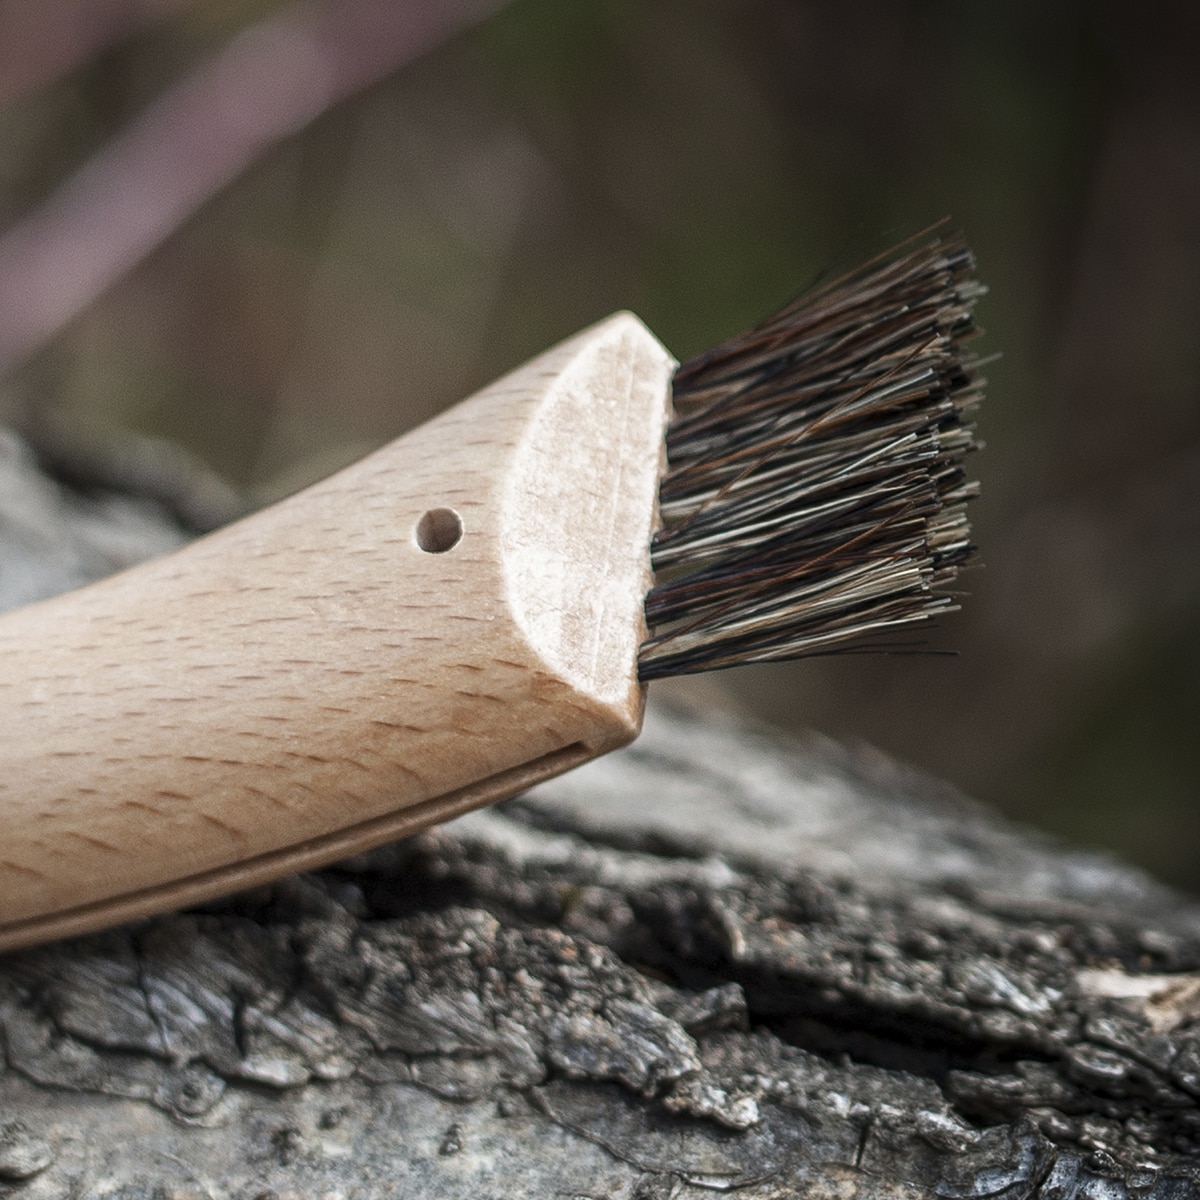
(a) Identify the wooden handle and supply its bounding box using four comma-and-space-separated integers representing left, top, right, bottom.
0, 313, 675, 953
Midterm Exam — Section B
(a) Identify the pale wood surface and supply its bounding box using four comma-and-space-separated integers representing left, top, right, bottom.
0, 314, 673, 951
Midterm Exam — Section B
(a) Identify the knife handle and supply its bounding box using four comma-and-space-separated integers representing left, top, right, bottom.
0, 313, 674, 953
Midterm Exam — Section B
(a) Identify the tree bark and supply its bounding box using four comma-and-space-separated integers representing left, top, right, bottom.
1, 430, 1199, 1198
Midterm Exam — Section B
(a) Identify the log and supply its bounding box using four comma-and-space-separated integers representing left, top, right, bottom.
1, 429, 1199, 1198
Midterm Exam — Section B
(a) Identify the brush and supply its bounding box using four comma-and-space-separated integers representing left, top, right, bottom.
0, 230, 982, 953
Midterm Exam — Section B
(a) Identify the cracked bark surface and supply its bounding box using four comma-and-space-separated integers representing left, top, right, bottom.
2, 430, 1200, 1198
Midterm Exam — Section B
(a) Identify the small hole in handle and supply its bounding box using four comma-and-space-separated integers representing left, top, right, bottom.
415, 507, 463, 553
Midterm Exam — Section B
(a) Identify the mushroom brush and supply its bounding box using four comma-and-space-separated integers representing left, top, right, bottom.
0, 230, 982, 953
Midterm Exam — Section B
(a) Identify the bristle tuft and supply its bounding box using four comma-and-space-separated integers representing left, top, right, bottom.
638, 230, 984, 681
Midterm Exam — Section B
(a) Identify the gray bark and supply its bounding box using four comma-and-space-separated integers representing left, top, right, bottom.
1, 430, 1199, 1199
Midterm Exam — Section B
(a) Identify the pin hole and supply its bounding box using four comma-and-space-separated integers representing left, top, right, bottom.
415, 507, 463, 553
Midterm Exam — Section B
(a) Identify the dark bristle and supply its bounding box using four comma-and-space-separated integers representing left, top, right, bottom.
637, 229, 984, 682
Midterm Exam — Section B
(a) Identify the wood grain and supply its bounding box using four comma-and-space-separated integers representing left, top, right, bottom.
0, 312, 675, 951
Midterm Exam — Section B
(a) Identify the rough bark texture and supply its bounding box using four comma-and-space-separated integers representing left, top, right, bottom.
2, 429, 1200, 1198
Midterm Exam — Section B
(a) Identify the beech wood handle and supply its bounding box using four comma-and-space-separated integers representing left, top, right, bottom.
0, 313, 675, 953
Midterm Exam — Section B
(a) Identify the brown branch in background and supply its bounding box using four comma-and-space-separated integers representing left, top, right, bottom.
0, 0, 511, 376
0, 0, 192, 111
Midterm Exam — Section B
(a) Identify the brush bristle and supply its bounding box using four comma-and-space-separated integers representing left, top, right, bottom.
637, 229, 984, 681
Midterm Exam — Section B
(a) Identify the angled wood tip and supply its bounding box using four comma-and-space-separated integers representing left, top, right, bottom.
501, 312, 675, 732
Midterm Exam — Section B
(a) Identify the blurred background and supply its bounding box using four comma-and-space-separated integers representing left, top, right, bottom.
0, 0, 1197, 889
